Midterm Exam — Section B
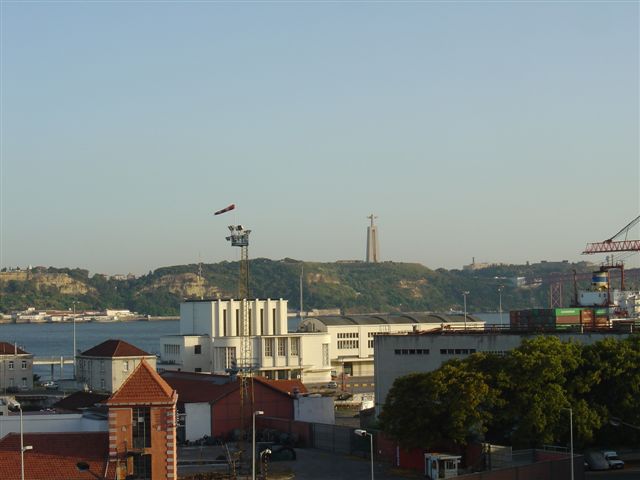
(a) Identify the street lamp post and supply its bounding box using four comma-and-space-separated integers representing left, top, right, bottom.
252, 410, 264, 480
72, 301, 79, 379
563, 407, 574, 480
462, 291, 470, 330
15, 402, 33, 480
354, 429, 374, 480
498, 286, 504, 327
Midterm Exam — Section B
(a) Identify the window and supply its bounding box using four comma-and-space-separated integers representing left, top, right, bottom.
368, 340, 374, 348
264, 339, 274, 357
290, 338, 299, 356
277, 338, 286, 356
272, 308, 277, 334
322, 344, 329, 366
123, 361, 129, 372
337, 332, 359, 339
100, 379, 105, 390
248, 309, 252, 336
395, 349, 430, 355
260, 309, 264, 335
21, 360, 27, 369
133, 454, 152, 480
236, 309, 240, 336
337, 340, 359, 349
100, 360, 105, 373
194, 345, 202, 355
8, 361, 14, 370
223, 310, 227, 336
132, 407, 151, 449
164, 344, 180, 356
21, 377, 27, 387
195, 367, 202, 373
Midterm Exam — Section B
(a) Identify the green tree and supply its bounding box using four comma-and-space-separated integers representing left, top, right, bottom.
380, 359, 492, 449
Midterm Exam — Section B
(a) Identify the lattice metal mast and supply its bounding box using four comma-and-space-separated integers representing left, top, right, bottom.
224, 224, 254, 444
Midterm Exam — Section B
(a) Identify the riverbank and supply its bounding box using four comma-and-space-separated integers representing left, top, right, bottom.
0, 316, 178, 324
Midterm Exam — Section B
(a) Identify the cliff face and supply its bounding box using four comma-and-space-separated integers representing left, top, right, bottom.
0, 271, 94, 295
137, 273, 222, 298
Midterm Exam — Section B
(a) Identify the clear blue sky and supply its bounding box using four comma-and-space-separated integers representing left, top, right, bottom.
1, 1, 638, 275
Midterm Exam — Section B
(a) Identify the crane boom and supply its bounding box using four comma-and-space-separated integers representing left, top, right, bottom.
582, 215, 640, 254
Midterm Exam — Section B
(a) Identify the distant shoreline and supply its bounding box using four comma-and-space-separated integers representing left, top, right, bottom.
0, 316, 179, 325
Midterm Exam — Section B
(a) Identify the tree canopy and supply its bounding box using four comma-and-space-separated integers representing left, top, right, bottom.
380, 335, 640, 449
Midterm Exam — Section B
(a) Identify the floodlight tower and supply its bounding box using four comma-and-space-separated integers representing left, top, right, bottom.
225, 224, 254, 444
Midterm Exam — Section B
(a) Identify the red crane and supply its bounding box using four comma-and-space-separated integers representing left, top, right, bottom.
582, 215, 640, 254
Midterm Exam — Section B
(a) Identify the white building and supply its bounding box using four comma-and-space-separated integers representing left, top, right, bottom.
76, 339, 157, 393
0, 342, 33, 391
373, 331, 631, 416
298, 313, 484, 377
159, 298, 332, 383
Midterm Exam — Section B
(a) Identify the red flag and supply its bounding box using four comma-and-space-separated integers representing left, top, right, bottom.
214, 204, 235, 215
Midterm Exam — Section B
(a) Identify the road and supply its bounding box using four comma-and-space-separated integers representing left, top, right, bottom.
586, 463, 640, 480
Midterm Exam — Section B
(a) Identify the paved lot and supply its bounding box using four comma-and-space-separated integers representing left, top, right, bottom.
269, 448, 419, 480
586, 462, 640, 480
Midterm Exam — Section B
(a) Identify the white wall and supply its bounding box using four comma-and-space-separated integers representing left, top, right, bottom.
0, 413, 107, 438
185, 403, 211, 442
293, 396, 335, 424
159, 335, 211, 373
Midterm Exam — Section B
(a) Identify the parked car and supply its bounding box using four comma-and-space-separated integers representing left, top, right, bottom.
603, 451, 624, 469
43, 381, 59, 390
327, 381, 338, 389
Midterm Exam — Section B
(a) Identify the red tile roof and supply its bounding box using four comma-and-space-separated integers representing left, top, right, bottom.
0, 342, 29, 355
254, 377, 308, 396
0, 432, 115, 480
107, 359, 176, 405
160, 372, 307, 404
80, 339, 152, 358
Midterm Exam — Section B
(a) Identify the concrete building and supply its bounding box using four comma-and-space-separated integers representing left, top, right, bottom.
76, 339, 157, 393
298, 313, 484, 377
159, 298, 332, 383
373, 330, 630, 415
0, 342, 33, 391
160, 371, 330, 442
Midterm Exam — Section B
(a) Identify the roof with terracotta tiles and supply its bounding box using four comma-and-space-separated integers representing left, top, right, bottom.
80, 339, 152, 358
254, 377, 308, 396
0, 342, 29, 355
0, 432, 115, 480
107, 359, 176, 405
160, 371, 306, 404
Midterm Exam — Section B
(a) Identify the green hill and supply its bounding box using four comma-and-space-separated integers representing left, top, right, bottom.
1, 259, 633, 316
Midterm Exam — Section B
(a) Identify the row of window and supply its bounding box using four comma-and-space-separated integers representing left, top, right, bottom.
77, 359, 130, 373
264, 338, 300, 357
164, 344, 180, 355
5, 360, 28, 370
440, 348, 477, 355
337, 340, 359, 349
337, 332, 358, 339
394, 349, 430, 355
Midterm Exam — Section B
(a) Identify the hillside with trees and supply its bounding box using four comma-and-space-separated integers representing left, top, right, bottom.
1, 259, 635, 316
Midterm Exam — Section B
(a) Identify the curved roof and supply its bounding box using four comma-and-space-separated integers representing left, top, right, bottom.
303, 312, 482, 326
